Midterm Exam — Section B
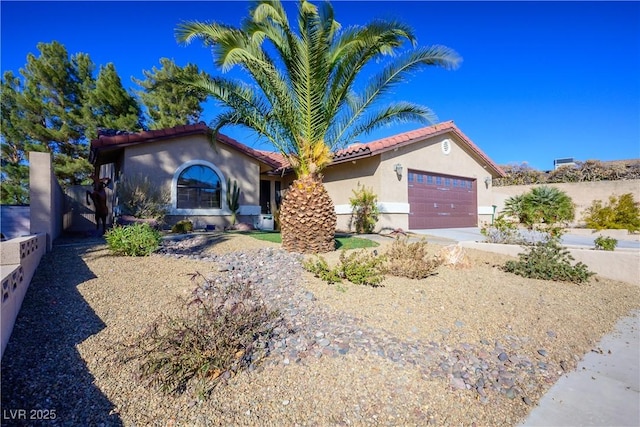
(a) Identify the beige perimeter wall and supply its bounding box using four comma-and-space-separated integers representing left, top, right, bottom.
493, 180, 640, 226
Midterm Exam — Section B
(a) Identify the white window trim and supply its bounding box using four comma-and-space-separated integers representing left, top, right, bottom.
170, 160, 231, 216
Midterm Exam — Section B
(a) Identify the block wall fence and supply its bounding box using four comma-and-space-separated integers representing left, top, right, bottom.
1, 152, 63, 359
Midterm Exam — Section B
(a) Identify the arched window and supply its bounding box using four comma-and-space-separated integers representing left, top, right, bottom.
176, 164, 221, 209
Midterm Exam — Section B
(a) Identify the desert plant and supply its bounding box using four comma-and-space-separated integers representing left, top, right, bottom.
105, 223, 162, 256
503, 186, 574, 232
594, 236, 618, 251
382, 237, 441, 279
303, 256, 343, 284
480, 215, 525, 244
121, 272, 281, 398
226, 178, 241, 225
503, 237, 594, 284
337, 250, 386, 287
171, 220, 193, 234
349, 183, 380, 234
305, 250, 385, 287
117, 174, 170, 222
583, 193, 640, 233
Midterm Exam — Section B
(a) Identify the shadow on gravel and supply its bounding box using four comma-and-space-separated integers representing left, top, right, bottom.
1, 236, 123, 426
161, 232, 232, 254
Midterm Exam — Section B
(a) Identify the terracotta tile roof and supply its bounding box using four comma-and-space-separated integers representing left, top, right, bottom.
332, 121, 506, 177
90, 123, 281, 169
256, 150, 289, 167
91, 121, 505, 177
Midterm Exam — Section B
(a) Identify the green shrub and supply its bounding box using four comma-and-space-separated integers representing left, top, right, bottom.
382, 237, 441, 279
504, 186, 575, 230
349, 183, 379, 234
583, 193, 640, 233
594, 236, 618, 251
105, 223, 162, 256
303, 256, 343, 284
171, 220, 194, 234
117, 174, 170, 221
337, 250, 385, 286
305, 250, 385, 287
121, 272, 281, 399
503, 237, 594, 284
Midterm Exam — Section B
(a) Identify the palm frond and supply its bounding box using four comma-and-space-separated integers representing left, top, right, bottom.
174, 0, 461, 176
328, 45, 460, 146
338, 102, 437, 148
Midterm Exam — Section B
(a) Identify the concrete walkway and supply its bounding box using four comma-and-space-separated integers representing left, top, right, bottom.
404, 228, 640, 427
520, 311, 640, 427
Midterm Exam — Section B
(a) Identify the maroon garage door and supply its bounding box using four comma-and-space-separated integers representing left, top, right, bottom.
408, 170, 477, 229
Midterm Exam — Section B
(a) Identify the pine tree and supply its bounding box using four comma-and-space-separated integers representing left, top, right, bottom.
1, 41, 146, 198
90, 63, 143, 134
13, 41, 94, 186
1, 72, 30, 204
133, 58, 209, 129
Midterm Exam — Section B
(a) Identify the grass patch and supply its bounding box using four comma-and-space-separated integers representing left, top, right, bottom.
241, 230, 282, 243
335, 235, 378, 250
239, 231, 378, 250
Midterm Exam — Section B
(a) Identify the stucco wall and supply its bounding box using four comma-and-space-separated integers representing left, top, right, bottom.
121, 134, 262, 228
29, 152, 64, 250
493, 180, 640, 226
320, 133, 499, 231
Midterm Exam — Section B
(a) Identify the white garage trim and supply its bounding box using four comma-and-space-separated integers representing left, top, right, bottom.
334, 202, 410, 215
378, 202, 411, 214
478, 205, 497, 215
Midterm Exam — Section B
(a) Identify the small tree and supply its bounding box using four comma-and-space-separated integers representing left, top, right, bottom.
349, 183, 379, 234
226, 178, 241, 225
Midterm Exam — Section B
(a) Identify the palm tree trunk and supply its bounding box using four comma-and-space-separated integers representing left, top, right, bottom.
279, 174, 336, 253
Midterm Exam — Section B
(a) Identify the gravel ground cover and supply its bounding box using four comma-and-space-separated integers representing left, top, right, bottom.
1, 232, 638, 426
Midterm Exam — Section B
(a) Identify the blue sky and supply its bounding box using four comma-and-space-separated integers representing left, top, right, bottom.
1, 1, 639, 171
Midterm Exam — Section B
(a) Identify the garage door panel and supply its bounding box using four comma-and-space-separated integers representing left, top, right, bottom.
408, 170, 477, 229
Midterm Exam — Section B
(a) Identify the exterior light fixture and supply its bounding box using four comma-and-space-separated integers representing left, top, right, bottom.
484, 176, 492, 188
394, 163, 403, 180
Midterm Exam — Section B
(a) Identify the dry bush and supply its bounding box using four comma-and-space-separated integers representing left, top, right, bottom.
382, 237, 442, 279
120, 272, 282, 399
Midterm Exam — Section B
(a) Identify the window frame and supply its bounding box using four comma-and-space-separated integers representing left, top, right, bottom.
170, 160, 229, 215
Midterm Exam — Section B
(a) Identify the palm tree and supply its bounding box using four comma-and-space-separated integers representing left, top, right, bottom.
175, 0, 461, 253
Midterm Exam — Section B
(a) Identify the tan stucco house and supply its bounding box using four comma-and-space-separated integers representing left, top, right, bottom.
90, 121, 505, 232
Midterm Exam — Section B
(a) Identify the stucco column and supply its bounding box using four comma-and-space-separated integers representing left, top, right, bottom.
29, 152, 56, 251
